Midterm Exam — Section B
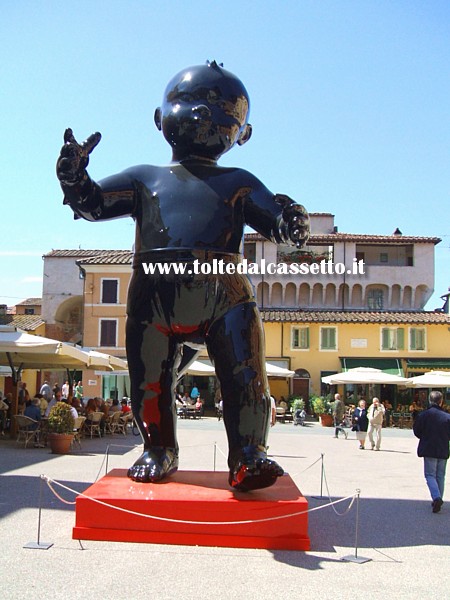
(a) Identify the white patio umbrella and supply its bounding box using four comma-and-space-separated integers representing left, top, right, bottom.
321, 367, 408, 385
182, 359, 294, 378
0, 327, 98, 374
265, 363, 295, 377
81, 349, 128, 371
404, 370, 450, 388
0, 326, 115, 434
182, 360, 216, 376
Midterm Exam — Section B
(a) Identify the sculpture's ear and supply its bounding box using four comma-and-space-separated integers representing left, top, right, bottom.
237, 123, 252, 146
154, 108, 162, 131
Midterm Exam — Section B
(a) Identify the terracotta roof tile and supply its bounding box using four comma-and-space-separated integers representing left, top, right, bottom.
77, 251, 133, 265
245, 233, 441, 245
260, 309, 450, 324
0, 314, 45, 331
16, 297, 42, 306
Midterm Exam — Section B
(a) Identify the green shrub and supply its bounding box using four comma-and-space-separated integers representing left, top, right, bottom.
310, 395, 332, 416
47, 402, 75, 434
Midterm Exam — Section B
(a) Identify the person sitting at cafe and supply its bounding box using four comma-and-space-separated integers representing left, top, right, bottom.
0, 392, 9, 434
62, 397, 78, 420
109, 398, 121, 413
71, 395, 82, 413
121, 399, 131, 415
45, 391, 61, 417
24, 398, 42, 427
409, 400, 423, 422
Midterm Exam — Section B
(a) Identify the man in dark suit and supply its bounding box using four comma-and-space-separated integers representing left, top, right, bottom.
413, 391, 450, 513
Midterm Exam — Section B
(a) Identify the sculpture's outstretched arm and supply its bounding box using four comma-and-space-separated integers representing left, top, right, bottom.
275, 193, 310, 249
243, 176, 310, 249
57, 128, 136, 221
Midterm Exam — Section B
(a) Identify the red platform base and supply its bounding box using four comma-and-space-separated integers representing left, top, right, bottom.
73, 469, 310, 550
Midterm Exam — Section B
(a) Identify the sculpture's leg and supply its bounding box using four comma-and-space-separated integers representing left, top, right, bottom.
126, 314, 180, 483
207, 302, 284, 492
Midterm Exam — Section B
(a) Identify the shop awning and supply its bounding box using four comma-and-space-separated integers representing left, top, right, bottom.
340, 358, 404, 377
406, 359, 450, 371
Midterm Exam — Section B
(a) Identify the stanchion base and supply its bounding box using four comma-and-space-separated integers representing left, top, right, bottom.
23, 542, 53, 550
73, 469, 310, 550
341, 554, 372, 564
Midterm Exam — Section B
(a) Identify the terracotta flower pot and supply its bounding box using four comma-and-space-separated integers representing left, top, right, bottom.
319, 414, 333, 427
48, 433, 74, 454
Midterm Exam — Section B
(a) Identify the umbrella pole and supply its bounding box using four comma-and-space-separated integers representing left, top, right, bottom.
6, 353, 23, 438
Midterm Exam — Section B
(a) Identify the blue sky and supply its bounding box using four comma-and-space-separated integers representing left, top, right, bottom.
1, 1, 449, 310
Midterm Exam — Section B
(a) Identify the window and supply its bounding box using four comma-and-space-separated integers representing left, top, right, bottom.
381, 327, 404, 351
101, 279, 118, 304
409, 328, 426, 351
24, 308, 35, 315
320, 327, 337, 351
244, 242, 256, 263
380, 253, 388, 263
291, 327, 309, 350
100, 319, 117, 347
367, 289, 384, 310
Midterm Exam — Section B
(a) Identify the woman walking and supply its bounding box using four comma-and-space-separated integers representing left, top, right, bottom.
352, 399, 369, 449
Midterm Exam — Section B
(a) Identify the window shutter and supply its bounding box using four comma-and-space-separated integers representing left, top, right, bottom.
397, 328, 404, 350
304, 327, 310, 349
102, 280, 118, 303
329, 328, 336, 349
382, 328, 389, 350
410, 328, 416, 350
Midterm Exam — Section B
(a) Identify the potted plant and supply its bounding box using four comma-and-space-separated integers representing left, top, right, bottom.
310, 395, 333, 426
290, 397, 305, 413
47, 402, 75, 454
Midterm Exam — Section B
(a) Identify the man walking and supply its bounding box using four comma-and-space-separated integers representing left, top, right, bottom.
333, 393, 347, 439
367, 397, 385, 450
413, 391, 450, 513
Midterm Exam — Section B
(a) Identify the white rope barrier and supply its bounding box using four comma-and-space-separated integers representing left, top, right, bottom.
41, 474, 357, 526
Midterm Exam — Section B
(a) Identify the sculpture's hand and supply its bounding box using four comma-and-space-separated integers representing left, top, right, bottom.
275, 194, 310, 248
56, 128, 101, 186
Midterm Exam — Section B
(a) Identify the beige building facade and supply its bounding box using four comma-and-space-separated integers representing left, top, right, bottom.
39, 214, 449, 404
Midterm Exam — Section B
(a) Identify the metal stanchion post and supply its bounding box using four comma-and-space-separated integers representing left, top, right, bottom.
312, 453, 325, 499
105, 444, 110, 475
23, 475, 53, 550
341, 489, 371, 563
213, 441, 217, 472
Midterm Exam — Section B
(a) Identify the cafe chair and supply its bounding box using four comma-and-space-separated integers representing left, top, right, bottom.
14, 414, 41, 448
72, 416, 86, 449
84, 411, 104, 438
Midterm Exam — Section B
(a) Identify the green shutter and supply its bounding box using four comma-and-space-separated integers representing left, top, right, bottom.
397, 328, 404, 350
382, 328, 390, 350
411, 328, 425, 350
321, 327, 336, 350
305, 327, 310, 349
330, 328, 336, 349
410, 328, 416, 350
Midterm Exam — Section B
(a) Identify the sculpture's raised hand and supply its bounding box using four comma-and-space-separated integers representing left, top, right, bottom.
56, 128, 101, 186
275, 194, 310, 249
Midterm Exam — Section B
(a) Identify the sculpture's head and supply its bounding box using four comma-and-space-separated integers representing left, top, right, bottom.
155, 61, 252, 162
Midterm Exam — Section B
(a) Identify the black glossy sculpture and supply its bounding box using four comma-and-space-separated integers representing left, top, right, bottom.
57, 61, 310, 491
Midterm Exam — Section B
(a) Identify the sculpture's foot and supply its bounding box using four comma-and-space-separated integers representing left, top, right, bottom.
228, 446, 284, 492
127, 447, 178, 483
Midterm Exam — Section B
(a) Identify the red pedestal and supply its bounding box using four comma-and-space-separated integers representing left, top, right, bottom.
73, 469, 310, 550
